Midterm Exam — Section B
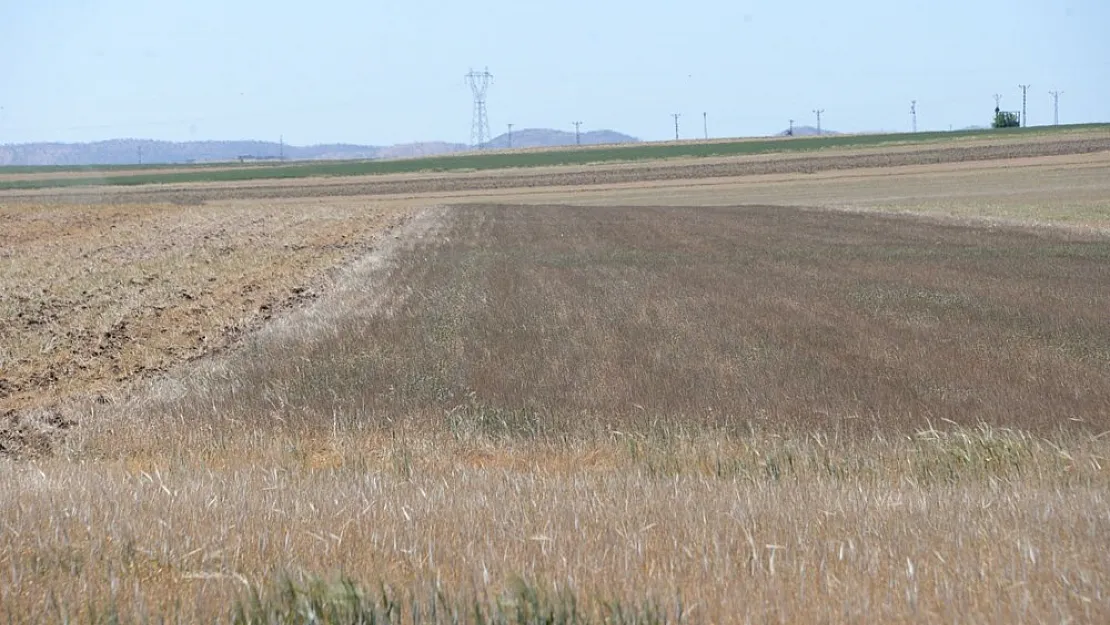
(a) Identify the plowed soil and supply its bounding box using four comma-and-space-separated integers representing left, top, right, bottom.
0, 198, 412, 436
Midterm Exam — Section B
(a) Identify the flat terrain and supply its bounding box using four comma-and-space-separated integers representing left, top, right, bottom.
1, 135, 1109, 623
4, 150, 1109, 431
322, 202, 1107, 434
1, 125, 1107, 191
0, 199, 412, 427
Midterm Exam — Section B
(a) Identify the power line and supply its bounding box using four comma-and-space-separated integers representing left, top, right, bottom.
573, 121, 583, 145
1049, 91, 1063, 126
813, 109, 825, 135
671, 113, 681, 141
465, 67, 494, 149
910, 100, 917, 133
1018, 84, 1030, 127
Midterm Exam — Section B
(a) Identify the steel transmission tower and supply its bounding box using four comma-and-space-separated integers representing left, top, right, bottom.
813, 109, 825, 135
672, 113, 681, 141
910, 100, 917, 133
573, 121, 583, 145
1049, 91, 1063, 126
1018, 84, 1030, 126
465, 67, 494, 149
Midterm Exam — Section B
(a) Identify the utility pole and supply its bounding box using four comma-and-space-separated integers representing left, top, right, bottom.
671, 113, 681, 141
788, 119, 794, 136
1049, 91, 1063, 126
702, 112, 708, 140
465, 67, 494, 149
507, 123, 513, 148
1018, 84, 1030, 127
573, 121, 583, 145
910, 100, 917, 133
813, 109, 825, 135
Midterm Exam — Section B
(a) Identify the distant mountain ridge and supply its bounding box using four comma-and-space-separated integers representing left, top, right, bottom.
0, 129, 641, 167
0, 139, 425, 167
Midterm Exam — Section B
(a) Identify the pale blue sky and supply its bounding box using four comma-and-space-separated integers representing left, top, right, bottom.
2, 1, 1107, 145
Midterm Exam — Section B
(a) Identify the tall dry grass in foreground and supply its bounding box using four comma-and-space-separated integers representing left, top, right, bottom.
2, 203, 1109, 622
4, 428, 1109, 623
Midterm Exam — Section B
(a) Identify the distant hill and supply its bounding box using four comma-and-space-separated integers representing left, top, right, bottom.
776, 125, 840, 137
0, 129, 639, 167
484, 128, 639, 150
0, 139, 383, 167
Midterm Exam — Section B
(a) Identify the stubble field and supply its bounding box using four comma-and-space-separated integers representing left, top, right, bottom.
1, 138, 1109, 623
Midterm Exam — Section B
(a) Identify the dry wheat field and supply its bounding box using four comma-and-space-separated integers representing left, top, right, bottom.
2, 140, 1110, 624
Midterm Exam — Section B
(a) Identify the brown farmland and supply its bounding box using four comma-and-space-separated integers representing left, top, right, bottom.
123, 202, 1110, 439
0, 199, 412, 430
2, 140, 1110, 623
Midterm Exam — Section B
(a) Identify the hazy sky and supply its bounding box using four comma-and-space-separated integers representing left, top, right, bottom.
2, 1, 1107, 145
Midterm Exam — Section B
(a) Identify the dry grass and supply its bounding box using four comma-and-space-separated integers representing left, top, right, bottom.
3, 428, 1108, 624
95, 203, 1109, 443
2, 151, 1110, 622
495, 152, 1110, 232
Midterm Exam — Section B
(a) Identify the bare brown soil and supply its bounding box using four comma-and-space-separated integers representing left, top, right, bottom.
0, 198, 412, 451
